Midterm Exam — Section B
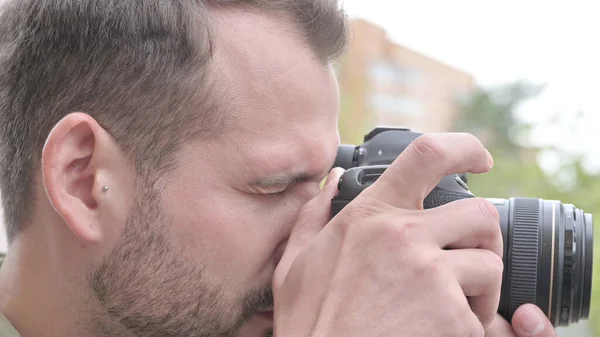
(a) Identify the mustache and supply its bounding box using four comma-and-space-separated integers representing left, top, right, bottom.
246, 285, 274, 312
227, 284, 275, 337
237, 284, 274, 326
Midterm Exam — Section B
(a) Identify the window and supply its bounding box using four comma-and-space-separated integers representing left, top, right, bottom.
368, 60, 422, 85
369, 93, 423, 116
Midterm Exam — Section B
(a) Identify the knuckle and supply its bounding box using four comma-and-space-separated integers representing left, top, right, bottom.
341, 204, 374, 224
378, 217, 422, 247
349, 215, 425, 254
474, 198, 499, 221
337, 203, 381, 235
484, 251, 505, 283
342, 195, 394, 221
338, 196, 402, 238
412, 253, 445, 280
472, 198, 501, 237
411, 134, 446, 163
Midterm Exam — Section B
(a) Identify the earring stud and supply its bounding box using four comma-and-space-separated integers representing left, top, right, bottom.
101, 185, 109, 192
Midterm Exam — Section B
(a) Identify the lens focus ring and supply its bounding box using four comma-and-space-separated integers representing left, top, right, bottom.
560, 206, 576, 325
509, 198, 540, 315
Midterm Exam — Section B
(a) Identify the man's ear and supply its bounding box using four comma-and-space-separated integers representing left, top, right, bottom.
41, 112, 126, 243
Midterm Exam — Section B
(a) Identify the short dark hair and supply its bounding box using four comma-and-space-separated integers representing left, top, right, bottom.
0, 0, 348, 242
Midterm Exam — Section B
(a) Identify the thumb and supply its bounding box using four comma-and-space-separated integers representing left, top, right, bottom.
273, 167, 344, 287
511, 304, 556, 337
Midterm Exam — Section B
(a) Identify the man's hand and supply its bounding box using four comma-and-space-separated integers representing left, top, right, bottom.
272, 133, 506, 337
486, 305, 557, 337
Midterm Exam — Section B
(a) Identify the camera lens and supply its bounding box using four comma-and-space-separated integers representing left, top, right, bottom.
490, 197, 594, 326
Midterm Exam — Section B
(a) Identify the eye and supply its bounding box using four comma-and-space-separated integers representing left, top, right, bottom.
270, 186, 293, 197
267, 183, 299, 199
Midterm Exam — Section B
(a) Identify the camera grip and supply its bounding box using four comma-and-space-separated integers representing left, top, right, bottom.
423, 188, 474, 209
331, 187, 474, 219
330, 198, 352, 218
331, 171, 475, 219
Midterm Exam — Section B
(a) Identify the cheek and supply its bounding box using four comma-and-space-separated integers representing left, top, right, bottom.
162, 181, 303, 282
294, 183, 321, 203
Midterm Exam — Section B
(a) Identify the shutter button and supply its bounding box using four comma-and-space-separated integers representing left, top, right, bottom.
454, 174, 469, 191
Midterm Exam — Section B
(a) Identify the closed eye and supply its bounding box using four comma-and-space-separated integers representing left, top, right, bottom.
267, 182, 299, 198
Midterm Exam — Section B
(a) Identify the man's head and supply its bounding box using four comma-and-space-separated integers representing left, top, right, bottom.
0, 1, 347, 336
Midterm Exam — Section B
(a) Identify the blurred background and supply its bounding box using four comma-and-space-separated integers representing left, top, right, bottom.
0, 0, 598, 336
336, 1, 598, 336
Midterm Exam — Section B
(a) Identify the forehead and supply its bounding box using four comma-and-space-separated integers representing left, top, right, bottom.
209, 7, 341, 175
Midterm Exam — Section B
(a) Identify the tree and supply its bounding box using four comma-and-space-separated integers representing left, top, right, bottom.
452, 82, 600, 336
452, 80, 545, 155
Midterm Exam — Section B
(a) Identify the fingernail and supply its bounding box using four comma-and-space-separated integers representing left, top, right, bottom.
520, 308, 544, 335
325, 167, 342, 186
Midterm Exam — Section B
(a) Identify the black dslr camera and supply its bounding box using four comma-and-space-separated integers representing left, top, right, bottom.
330, 126, 593, 328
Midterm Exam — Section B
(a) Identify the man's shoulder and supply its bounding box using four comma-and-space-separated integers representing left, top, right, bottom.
0, 312, 22, 337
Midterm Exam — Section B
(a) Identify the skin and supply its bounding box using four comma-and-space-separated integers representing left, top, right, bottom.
274, 134, 558, 337
0, 6, 557, 337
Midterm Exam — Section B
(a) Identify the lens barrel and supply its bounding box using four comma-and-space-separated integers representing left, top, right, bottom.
332, 135, 594, 328
490, 197, 594, 326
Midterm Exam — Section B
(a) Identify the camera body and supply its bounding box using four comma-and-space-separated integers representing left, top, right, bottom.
329, 126, 594, 328
331, 126, 473, 216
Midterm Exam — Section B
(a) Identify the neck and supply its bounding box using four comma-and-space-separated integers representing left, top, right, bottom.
0, 231, 125, 337
0, 234, 76, 336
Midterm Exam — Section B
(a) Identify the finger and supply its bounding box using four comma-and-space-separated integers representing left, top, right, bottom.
446, 284, 487, 337
362, 133, 493, 209
485, 314, 517, 336
445, 249, 504, 329
511, 304, 556, 337
424, 197, 502, 254
273, 167, 344, 287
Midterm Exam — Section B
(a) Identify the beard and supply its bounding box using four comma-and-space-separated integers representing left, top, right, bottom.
87, 181, 273, 337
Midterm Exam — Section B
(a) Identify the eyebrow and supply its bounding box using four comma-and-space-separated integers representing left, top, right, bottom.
251, 172, 312, 189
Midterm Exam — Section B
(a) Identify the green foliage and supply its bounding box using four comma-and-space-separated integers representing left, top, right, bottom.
336, 72, 600, 334
453, 82, 600, 336
453, 80, 544, 155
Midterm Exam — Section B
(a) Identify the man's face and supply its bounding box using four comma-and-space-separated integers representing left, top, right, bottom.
89, 9, 341, 337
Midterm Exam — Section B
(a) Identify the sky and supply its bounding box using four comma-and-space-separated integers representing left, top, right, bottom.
0, 1, 598, 252
341, 0, 600, 173
0, 4, 596, 334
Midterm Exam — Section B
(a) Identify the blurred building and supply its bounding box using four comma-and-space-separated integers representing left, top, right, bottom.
336, 19, 475, 143
0, 197, 5, 254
